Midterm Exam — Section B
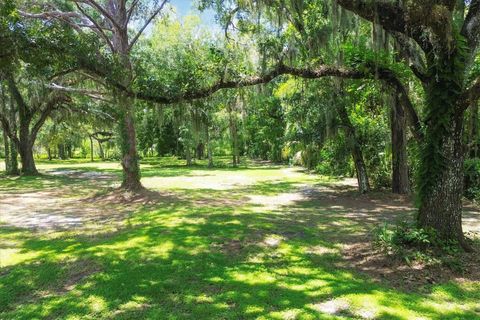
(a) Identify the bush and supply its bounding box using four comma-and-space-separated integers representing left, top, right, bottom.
373, 221, 461, 266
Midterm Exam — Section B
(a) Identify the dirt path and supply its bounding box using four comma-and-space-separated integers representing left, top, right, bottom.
0, 168, 479, 235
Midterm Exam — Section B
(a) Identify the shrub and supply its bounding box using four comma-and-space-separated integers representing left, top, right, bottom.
373, 221, 461, 266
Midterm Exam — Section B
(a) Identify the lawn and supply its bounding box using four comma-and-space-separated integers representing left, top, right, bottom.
0, 158, 479, 319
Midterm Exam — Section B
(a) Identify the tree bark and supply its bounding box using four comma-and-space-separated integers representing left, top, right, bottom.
227, 101, 239, 166
18, 139, 37, 175
5, 100, 19, 175
417, 54, 468, 248
98, 141, 104, 160
467, 102, 479, 158
338, 104, 370, 193
391, 92, 410, 194
10, 139, 19, 175
58, 144, 65, 159
352, 142, 370, 194
3, 129, 11, 174
418, 123, 465, 245
206, 123, 213, 168
89, 135, 94, 161
118, 95, 142, 191
17, 121, 38, 175
185, 145, 192, 166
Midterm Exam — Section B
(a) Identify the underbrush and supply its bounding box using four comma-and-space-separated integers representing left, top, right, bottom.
373, 221, 475, 272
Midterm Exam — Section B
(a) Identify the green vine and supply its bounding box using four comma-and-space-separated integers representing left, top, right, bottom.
417, 32, 468, 205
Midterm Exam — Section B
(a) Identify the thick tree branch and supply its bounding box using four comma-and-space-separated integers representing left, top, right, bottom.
336, 0, 432, 52
74, 2, 115, 52
47, 83, 107, 95
462, 0, 480, 50
376, 68, 424, 141
79, 58, 424, 141
18, 10, 81, 20
134, 64, 366, 104
75, 0, 122, 30
126, 0, 140, 23
460, 76, 480, 111
0, 112, 19, 147
18, 9, 85, 33
391, 32, 430, 84
30, 95, 70, 142
6, 75, 31, 121
136, 64, 424, 141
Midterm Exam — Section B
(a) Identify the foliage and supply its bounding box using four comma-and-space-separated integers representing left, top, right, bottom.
373, 221, 464, 267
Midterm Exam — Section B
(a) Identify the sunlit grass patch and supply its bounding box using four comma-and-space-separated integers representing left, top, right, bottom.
0, 158, 479, 319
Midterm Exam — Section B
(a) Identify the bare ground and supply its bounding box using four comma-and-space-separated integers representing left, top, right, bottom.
1, 168, 479, 292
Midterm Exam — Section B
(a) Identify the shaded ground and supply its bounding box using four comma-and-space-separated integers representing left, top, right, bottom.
0, 158, 479, 319
2, 167, 479, 233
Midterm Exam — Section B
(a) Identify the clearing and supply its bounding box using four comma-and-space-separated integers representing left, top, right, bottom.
0, 158, 479, 319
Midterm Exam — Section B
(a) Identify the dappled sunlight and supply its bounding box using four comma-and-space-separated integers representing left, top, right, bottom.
1, 160, 479, 319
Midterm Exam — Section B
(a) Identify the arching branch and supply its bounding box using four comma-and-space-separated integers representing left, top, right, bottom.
78, 58, 423, 141
391, 32, 430, 84
126, 0, 140, 22
336, 0, 432, 52
134, 64, 366, 104
75, 0, 122, 31
74, 2, 115, 52
30, 94, 71, 142
0, 112, 19, 147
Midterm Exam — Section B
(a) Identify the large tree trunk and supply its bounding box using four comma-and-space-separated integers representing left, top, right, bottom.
3, 101, 19, 175
117, 93, 142, 190
3, 129, 11, 174
391, 93, 410, 194
206, 124, 213, 168
418, 124, 465, 244
185, 145, 192, 166
417, 55, 467, 248
18, 140, 37, 175
98, 141, 105, 160
227, 103, 239, 166
196, 142, 204, 160
58, 144, 65, 159
10, 139, 19, 175
338, 104, 370, 193
351, 140, 370, 194
467, 102, 479, 158
89, 135, 94, 162
17, 116, 37, 175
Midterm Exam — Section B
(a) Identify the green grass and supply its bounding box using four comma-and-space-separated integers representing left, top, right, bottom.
0, 157, 479, 319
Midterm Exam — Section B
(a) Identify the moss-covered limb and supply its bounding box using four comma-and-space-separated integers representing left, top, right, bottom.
461, 76, 480, 111
461, 0, 480, 50
336, 0, 433, 52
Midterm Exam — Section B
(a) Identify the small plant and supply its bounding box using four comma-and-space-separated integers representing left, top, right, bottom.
373, 221, 462, 267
